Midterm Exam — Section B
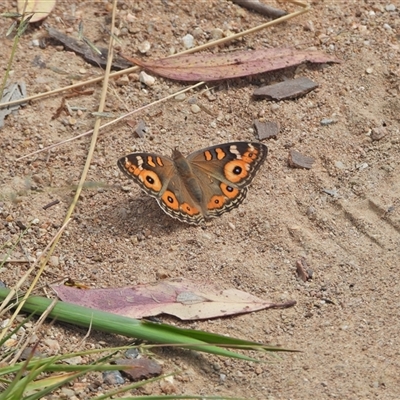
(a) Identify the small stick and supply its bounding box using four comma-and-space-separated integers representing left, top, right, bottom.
231, 0, 287, 18
43, 199, 60, 210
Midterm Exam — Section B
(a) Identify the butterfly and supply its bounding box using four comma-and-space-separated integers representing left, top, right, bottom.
117, 142, 268, 225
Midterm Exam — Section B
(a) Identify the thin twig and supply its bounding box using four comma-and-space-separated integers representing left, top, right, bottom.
10, 298, 58, 364
1, 0, 309, 110
16, 82, 205, 161
0, 218, 71, 341
231, 0, 287, 18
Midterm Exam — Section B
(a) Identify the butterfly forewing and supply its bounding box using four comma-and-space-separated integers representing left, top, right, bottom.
187, 142, 268, 189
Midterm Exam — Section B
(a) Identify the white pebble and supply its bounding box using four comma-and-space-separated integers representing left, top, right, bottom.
139, 71, 155, 86
385, 4, 396, 12
1, 319, 10, 328
31, 218, 39, 225
49, 256, 59, 267
190, 104, 201, 114
383, 23, 392, 30
174, 93, 186, 101
334, 161, 346, 170
182, 34, 194, 49
138, 40, 151, 54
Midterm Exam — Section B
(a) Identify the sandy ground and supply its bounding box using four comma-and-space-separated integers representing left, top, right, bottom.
1, 0, 400, 399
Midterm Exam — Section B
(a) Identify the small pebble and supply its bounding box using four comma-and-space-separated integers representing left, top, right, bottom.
64, 356, 83, 365
320, 118, 336, 126
182, 34, 194, 49
138, 40, 151, 54
61, 388, 76, 397
383, 23, 392, 30
334, 161, 346, 170
210, 28, 224, 40
190, 104, 201, 114
156, 268, 169, 279
270, 103, 280, 111
371, 127, 387, 141
322, 188, 338, 197
1, 319, 10, 329
139, 71, 155, 86
303, 21, 315, 32
68, 117, 76, 126
192, 27, 203, 39
174, 93, 186, 101
103, 370, 125, 385
49, 256, 59, 267
116, 75, 130, 86
385, 4, 396, 11
126, 13, 135, 23
43, 338, 61, 353
204, 91, 217, 101
125, 348, 139, 359
160, 379, 178, 394
31, 218, 40, 225
366, 67, 373, 74
357, 162, 368, 171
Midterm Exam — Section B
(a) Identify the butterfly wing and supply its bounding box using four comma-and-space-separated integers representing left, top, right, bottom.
118, 152, 205, 224
187, 142, 268, 218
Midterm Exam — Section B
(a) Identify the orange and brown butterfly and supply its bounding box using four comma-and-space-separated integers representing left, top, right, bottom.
117, 142, 267, 225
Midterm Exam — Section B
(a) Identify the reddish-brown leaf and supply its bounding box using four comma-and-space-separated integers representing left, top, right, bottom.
121, 48, 340, 82
53, 277, 296, 320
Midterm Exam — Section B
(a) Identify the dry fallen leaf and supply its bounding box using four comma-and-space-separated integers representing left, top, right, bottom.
17, 0, 56, 23
53, 277, 296, 320
121, 48, 340, 82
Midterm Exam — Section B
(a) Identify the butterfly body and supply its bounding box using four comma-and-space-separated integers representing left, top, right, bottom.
118, 142, 268, 225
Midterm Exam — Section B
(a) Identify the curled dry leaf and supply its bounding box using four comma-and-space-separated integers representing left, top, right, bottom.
17, 0, 56, 23
53, 277, 296, 320
121, 48, 341, 82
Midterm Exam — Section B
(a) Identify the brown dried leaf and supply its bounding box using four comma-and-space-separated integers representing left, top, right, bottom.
121, 48, 341, 82
18, 0, 56, 23
53, 277, 296, 320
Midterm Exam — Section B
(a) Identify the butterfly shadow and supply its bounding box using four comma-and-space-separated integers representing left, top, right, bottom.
105, 193, 191, 238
